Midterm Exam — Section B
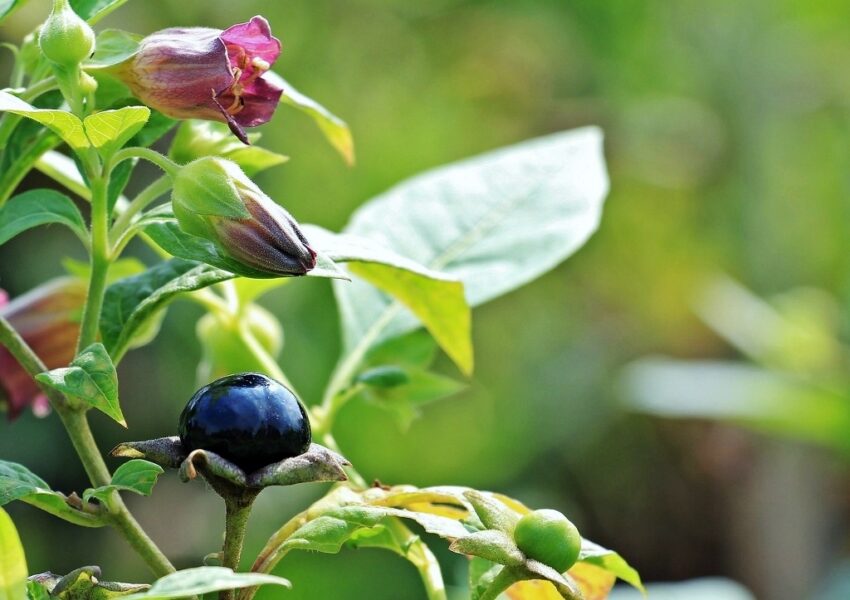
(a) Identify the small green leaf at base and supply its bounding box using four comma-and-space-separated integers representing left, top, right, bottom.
83, 459, 163, 504
119, 567, 290, 599
0, 460, 106, 528
36, 343, 125, 426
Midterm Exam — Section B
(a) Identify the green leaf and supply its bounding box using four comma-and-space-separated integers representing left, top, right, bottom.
0, 460, 106, 528
101, 258, 234, 361
119, 568, 290, 599
450, 530, 525, 567
35, 343, 125, 426
0, 91, 89, 150
0, 189, 87, 246
304, 225, 472, 374
26, 580, 51, 600
365, 330, 437, 370
333, 128, 607, 371
360, 367, 466, 430
0, 507, 27, 600
464, 490, 520, 534
622, 358, 850, 452
266, 72, 354, 165
83, 459, 163, 503
84, 106, 150, 159
70, 0, 129, 23
469, 558, 503, 600
87, 29, 140, 68
356, 366, 410, 388
169, 120, 288, 176
578, 541, 644, 593
282, 504, 468, 556
145, 220, 348, 281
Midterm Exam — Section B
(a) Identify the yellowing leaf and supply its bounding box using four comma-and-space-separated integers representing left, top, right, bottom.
569, 562, 616, 600
506, 579, 563, 600
0, 91, 89, 150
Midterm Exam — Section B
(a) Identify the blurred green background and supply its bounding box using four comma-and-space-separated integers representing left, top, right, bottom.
2, 1, 850, 599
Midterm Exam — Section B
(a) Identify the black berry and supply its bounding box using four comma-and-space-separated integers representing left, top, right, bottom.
178, 373, 311, 472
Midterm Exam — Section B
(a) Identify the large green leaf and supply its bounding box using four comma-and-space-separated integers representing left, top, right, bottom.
84, 106, 150, 159
305, 225, 471, 374
36, 343, 125, 426
334, 127, 608, 360
0, 507, 27, 600
70, 0, 129, 23
0, 460, 105, 528
83, 459, 163, 504
622, 358, 850, 452
0, 91, 89, 151
145, 220, 348, 281
266, 72, 354, 165
0, 189, 87, 246
100, 258, 234, 361
120, 568, 290, 599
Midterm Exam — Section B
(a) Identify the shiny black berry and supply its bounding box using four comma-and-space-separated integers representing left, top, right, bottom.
178, 373, 311, 472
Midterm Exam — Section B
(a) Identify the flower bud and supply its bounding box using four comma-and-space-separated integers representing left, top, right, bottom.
0, 278, 86, 420
110, 16, 282, 143
38, 0, 95, 68
171, 157, 316, 276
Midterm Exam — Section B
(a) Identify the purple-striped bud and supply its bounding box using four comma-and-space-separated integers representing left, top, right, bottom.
111, 16, 282, 143
0, 278, 86, 420
171, 157, 316, 276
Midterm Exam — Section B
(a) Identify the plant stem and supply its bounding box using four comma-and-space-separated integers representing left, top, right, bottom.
110, 146, 180, 177
221, 495, 257, 600
75, 171, 110, 353
109, 175, 173, 252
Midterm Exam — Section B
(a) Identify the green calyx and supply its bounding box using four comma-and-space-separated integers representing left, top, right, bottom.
171, 157, 252, 238
39, 0, 95, 68
513, 509, 582, 573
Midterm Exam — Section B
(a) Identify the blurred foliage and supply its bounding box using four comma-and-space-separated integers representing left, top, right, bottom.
1, 0, 849, 599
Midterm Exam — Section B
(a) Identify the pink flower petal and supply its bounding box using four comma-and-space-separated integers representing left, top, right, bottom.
221, 16, 281, 66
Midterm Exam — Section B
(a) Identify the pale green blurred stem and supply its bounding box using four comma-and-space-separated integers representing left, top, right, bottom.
314, 304, 403, 437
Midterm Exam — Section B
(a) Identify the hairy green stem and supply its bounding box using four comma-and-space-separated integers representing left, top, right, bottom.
110, 146, 180, 177
221, 496, 257, 600
75, 172, 110, 353
109, 175, 173, 253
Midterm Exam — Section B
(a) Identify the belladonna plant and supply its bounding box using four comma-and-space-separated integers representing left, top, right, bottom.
0, 2, 643, 599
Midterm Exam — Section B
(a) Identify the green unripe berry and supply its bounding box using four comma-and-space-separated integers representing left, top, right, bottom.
38, 0, 95, 68
513, 509, 582, 573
